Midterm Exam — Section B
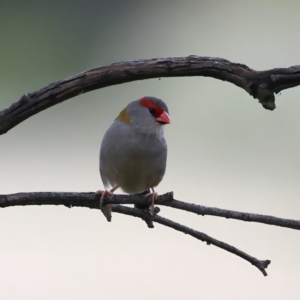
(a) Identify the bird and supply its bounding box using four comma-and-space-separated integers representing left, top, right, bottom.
97, 96, 170, 221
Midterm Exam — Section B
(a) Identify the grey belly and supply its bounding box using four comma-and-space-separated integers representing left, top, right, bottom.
116, 154, 164, 193
100, 134, 167, 194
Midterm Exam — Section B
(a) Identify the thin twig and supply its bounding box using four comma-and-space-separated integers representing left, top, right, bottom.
1, 56, 300, 134
161, 199, 300, 230
113, 205, 271, 276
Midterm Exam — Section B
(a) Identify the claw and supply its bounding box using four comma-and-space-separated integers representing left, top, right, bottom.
96, 190, 114, 209
145, 188, 158, 216
96, 186, 118, 222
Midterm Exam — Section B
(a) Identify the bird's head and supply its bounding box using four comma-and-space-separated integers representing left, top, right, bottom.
116, 97, 170, 134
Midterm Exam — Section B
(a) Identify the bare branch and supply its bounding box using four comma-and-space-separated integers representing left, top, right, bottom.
0, 191, 270, 275
112, 205, 270, 276
162, 199, 300, 231
1, 56, 300, 135
1, 191, 299, 230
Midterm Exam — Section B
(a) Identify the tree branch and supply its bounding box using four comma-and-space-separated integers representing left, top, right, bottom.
1, 192, 299, 230
0, 191, 271, 276
1, 56, 300, 135
112, 205, 270, 276
161, 198, 300, 231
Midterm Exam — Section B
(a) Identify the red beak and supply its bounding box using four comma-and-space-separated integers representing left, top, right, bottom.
156, 111, 170, 124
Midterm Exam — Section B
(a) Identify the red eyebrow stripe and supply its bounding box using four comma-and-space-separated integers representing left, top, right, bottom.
139, 98, 164, 116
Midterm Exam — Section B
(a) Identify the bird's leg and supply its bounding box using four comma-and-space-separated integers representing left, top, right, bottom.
96, 185, 118, 209
145, 187, 158, 216
96, 186, 118, 222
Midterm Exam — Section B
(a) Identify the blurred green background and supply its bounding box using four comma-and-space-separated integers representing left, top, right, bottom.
1, 1, 300, 299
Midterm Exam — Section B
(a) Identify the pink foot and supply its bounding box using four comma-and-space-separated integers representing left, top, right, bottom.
145, 188, 158, 216
96, 190, 114, 209
96, 186, 118, 222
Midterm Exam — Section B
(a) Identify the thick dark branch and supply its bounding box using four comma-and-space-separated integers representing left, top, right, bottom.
112, 205, 270, 276
1, 192, 299, 231
1, 56, 300, 135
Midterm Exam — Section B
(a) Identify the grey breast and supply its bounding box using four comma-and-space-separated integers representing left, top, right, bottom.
100, 120, 167, 193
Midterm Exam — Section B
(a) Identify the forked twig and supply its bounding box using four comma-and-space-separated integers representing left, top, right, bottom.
0, 191, 276, 275
112, 205, 270, 276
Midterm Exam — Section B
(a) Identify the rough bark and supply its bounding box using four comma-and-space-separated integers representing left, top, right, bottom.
1, 56, 300, 135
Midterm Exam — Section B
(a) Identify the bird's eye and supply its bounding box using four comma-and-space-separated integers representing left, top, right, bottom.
149, 108, 156, 115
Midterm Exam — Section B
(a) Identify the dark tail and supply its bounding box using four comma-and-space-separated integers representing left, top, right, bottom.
134, 189, 150, 209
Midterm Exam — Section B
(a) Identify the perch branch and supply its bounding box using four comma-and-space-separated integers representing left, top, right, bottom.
0, 192, 270, 276
1, 192, 299, 230
1, 56, 300, 135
